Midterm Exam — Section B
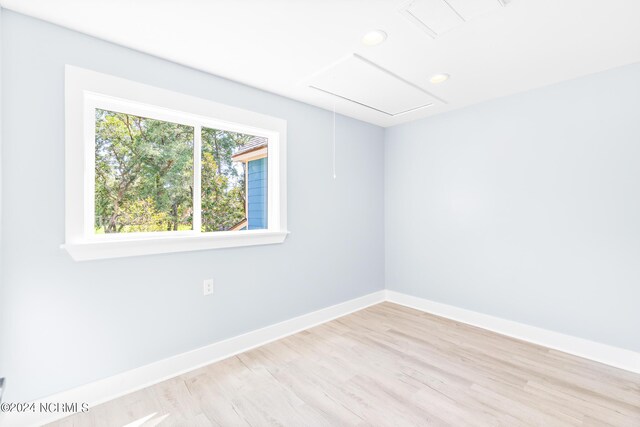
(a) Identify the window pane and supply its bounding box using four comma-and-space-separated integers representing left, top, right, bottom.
95, 109, 194, 233
201, 128, 267, 232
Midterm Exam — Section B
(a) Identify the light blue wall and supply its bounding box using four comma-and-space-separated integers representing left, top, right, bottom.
247, 157, 267, 230
3, 6, 639, 405
385, 62, 640, 352
0, 11, 385, 401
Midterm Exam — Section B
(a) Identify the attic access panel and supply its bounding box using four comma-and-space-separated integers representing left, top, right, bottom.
308, 54, 442, 116
401, 0, 507, 38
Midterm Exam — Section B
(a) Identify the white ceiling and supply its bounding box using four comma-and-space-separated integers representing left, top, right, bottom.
2, 0, 640, 127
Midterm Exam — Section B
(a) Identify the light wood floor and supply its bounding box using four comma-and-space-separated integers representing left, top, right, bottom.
50, 302, 640, 426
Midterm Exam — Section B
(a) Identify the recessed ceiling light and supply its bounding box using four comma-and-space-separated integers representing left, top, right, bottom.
361, 30, 387, 47
430, 73, 450, 84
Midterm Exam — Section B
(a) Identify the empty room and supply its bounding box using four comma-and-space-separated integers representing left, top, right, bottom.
0, 0, 639, 425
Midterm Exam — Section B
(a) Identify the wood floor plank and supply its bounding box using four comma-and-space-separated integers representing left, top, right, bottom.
47, 302, 640, 426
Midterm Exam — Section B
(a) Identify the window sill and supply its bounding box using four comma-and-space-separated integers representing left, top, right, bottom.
62, 230, 290, 261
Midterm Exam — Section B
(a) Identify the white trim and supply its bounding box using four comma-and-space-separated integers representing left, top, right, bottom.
385, 290, 640, 374
64, 65, 288, 261
231, 146, 268, 163
4, 289, 639, 426
1, 291, 386, 427
61, 230, 290, 261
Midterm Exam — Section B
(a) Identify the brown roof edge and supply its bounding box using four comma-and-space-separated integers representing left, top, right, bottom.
229, 218, 248, 231
231, 143, 267, 159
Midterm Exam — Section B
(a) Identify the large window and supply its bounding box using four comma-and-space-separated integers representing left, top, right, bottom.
93, 109, 268, 235
94, 109, 196, 234
64, 66, 287, 260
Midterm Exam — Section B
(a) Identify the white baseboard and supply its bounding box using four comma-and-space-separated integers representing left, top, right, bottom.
5, 288, 639, 426
385, 290, 640, 375
1, 290, 386, 427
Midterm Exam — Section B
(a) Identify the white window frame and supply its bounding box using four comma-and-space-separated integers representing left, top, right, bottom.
63, 65, 288, 261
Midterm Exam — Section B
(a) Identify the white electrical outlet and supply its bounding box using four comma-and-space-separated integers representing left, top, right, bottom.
203, 279, 214, 296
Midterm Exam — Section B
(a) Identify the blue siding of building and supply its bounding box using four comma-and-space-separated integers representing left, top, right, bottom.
247, 158, 267, 229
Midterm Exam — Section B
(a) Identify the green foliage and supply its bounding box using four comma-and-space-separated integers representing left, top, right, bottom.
200, 127, 250, 232
94, 110, 251, 234
201, 152, 245, 232
116, 198, 169, 232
